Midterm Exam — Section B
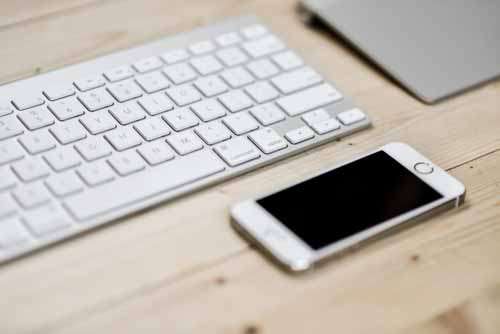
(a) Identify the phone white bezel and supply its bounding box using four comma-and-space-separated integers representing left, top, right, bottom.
230, 142, 466, 272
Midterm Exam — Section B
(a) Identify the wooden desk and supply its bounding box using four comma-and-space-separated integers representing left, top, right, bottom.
1, 1, 499, 333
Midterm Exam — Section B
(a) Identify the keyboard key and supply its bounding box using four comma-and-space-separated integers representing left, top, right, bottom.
103, 65, 134, 82
78, 88, 114, 111
0, 140, 24, 165
162, 108, 199, 131
244, 81, 279, 103
272, 51, 303, 70
48, 97, 86, 121
50, 120, 87, 145
271, 67, 323, 94
167, 131, 204, 155
242, 24, 268, 39
218, 90, 253, 113
46, 171, 84, 197
105, 127, 143, 151
0, 193, 17, 218
191, 99, 227, 122
138, 93, 174, 116
163, 63, 197, 84
276, 83, 342, 116
107, 80, 143, 103
137, 141, 175, 166
161, 49, 189, 64
166, 84, 202, 106
12, 183, 50, 208
11, 95, 45, 111
0, 102, 14, 117
135, 71, 170, 93
216, 47, 248, 67
189, 40, 215, 55
109, 102, 146, 125
0, 217, 29, 249
77, 161, 115, 187
246, 59, 279, 79
0, 116, 24, 140
310, 118, 341, 135
44, 148, 81, 172
80, 110, 116, 135
249, 103, 285, 126
214, 137, 260, 167
285, 126, 315, 144
190, 55, 223, 75
43, 85, 75, 101
75, 137, 112, 161
216, 32, 241, 46
108, 151, 145, 176
134, 117, 171, 141
18, 130, 56, 154
74, 75, 105, 91
195, 122, 232, 145
12, 158, 50, 182
24, 203, 71, 236
337, 108, 367, 125
248, 128, 287, 154
64, 150, 225, 221
301, 108, 330, 127
220, 67, 255, 88
18, 107, 55, 130
243, 35, 285, 58
0, 167, 17, 191
133, 56, 163, 73
194, 76, 229, 97
223, 112, 259, 135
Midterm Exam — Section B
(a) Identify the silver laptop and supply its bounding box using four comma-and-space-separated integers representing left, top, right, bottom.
301, 0, 500, 103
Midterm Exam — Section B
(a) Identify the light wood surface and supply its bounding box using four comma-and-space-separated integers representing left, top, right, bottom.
1, 1, 499, 333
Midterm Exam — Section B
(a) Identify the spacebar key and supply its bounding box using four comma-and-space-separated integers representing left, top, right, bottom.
64, 150, 226, 221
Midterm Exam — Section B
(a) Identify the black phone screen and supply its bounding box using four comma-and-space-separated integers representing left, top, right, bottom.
257, 151, 443, 250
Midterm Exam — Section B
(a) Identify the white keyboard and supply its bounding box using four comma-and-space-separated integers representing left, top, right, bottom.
0, 16, 370, 264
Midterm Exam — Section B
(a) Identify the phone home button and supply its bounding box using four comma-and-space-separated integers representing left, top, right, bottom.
414, 162, 434, 174
263, 228, 285, 241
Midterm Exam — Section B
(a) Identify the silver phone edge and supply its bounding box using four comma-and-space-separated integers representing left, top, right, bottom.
312, 193, 465, 271
232, 192, 464, 274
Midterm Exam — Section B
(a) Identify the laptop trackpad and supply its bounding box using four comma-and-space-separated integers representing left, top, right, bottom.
301, 0, 500, 103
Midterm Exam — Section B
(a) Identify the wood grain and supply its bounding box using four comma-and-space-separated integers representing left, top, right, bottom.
0, 0, 100, 29
406, 284, 500, 334
0, 0, 499, 333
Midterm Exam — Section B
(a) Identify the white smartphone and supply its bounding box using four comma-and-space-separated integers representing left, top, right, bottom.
230, 142, 466, 273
